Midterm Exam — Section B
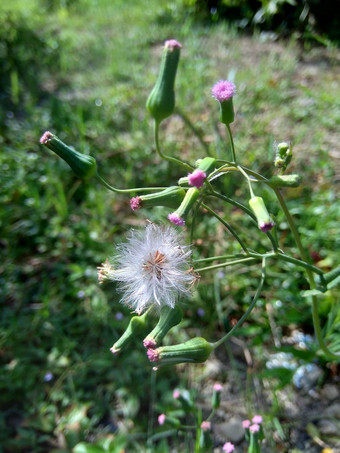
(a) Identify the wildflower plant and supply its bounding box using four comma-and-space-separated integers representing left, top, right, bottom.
40, 38, 340, 451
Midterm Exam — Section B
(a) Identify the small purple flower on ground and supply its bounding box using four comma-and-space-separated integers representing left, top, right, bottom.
188, 169, 206, 188
197, 308, 205, 317
211, 80, 236, 102
115, 312, 124, 320
44, 372, 53, 382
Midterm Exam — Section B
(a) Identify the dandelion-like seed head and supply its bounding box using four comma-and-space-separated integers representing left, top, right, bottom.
212, 80, 236, 102
102, 224, 196, 314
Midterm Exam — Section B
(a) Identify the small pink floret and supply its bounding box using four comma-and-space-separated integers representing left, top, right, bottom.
259, 221, 275, 232
110, 346, 120, 355
168, 213, 185, 226
242, 419, 251, 429
212, 80, 236, 102
249, 423, 260, 433
165, 39, 182, 50
158, 414, 166, 425
40, 131, 53, 144
147, 348, 160, 362
200, 420, 211, 431
143, 338, 157, 349
173, 390, 180, 399
188, 169, 206, 189
213, 382, 223, 392
130, 196, 141, 211
223, 442, 235, 453
252, 415, 263, 424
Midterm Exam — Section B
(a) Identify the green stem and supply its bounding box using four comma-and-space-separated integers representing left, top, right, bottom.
154, 121, 193, 171
201, 202, 249, 254
274, 188, 340, 360
213, 257, 266, 349
95, 173, 165, 194
226, 124, 236, 163
194, 257, 258, 273
193, 253, 246, 263
238, 164, 255, 198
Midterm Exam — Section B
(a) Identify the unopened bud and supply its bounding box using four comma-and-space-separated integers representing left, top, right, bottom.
212, 382, 223, 409
267, 174, 301, 188
211, 80, 236, 125
199, 420, 213, 450
110, 312, 148, 355
143, 305, 183, 348
168, 187, 200, 226
130, 186, 185, 211
249, 196, 275, 232
40, 131, 97, 180
147, 337, 213, 365
146, 40, 181, 124
274, 141, 292, 171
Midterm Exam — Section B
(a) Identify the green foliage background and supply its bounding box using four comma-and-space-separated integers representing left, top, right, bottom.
1, 0, 339, 451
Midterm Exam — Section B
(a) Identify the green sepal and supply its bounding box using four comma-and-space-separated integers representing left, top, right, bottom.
110, 312, 149, 355
157, 337, 213, 365
174, 187, 200, 219
140, 186, 185, 209
196, 157, 216, 175
146, 40, 181, 124
267, 174, 301, 188
249, 196, 275, 232
40, 131, 97, 180
219, 98, 234, 125
144, 305, 183, 347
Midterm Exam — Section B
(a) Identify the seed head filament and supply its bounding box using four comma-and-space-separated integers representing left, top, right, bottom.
143, 250, 167, 280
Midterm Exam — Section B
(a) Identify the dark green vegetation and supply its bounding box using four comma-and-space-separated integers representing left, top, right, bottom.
1, 0, 340, 452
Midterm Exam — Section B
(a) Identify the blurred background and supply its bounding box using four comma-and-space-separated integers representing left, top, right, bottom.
1, 0, 340, 451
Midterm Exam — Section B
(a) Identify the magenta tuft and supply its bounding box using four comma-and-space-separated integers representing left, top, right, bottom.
188, 169, 206, 189
213, 382, 223, 392
158, 413, 166, 425
165, 39, 182, 50
211, 80, 236, 102
252, 415, 263, 424
259, 221, 275, 232
223, 442, 235, 452
173, 389, 180, 399
242, 419, 251, 429
200, 420, 211, 431
147, 348, 160, 362
249, 423, 260, 433
40, 131, 53, 144
143, 338, 157, 349
130, 196, 141, 211
168, 213, 185, 226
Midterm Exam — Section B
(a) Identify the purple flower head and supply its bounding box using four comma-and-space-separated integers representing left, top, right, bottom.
158, 413, 166, 425
214, 382, 223, 392
259, 221, 275, 232
173, 389, 180, 399
44, 372, 53, 382
252, 415, 263, 424
188, 169, 206, 189
168, 212, 185, 226
130, 196, 141, 211
197, 308, 205, 317
143, 338, 157, 349
223, 442, 235, 452
147, 348, 160, 362
200, 420, 211, 431
212, 80, 236, 103
165, 39, 182, 50
242, 419, 251, 429
115, 312, 124, 320
249, 423, 260, 433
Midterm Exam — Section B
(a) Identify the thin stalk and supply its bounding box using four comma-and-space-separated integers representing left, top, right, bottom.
146, 368, 157, 452
213, 257, 266, 349
226, 124, 237, 163
95, 173, 165, 194
154, 121, 193, 171
193, 253, 246, 264
194, 257, 258, 273
201, 202, 249, 254
238, 164, 255, 198
274, 188, 340, 360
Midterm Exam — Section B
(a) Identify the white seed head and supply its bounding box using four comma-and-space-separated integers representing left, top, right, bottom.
103, 223, 196, 314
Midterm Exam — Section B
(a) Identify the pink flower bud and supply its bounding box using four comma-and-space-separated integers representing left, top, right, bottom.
188, 169, 206, 189
213, 382, 223, 392
130, 196, 141, 210
223, 442, 235, 452
242, 419, 251, 429
211, 80, 236, 102
168, 212, 185, 226
173, 389, 180, 399
158, 414, 166, 425
200, 420, 211, 431
249, 423, 260, 433
252, 415, 262, 424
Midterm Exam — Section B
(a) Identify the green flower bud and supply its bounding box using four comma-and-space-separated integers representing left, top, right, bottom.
212, 383, 222, 409
147, 337, 213, 365
274, 141, 292, 171
110, 312, 148, 355
146, 40, 181, 124
249, 196, 275, 232
130, 186, 185, 211
168, 187, 200, 226
267, 174, 301, 188
199, 421, 213, 450
143, 305, 183, 348
196, 157, 216, 175
40, 131, 97, 180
